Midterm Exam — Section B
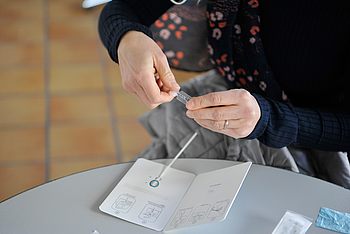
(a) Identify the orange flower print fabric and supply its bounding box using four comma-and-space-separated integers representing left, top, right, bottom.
207, 0, 287, 100
151, 1, 213, 72
151, 0, 287, 100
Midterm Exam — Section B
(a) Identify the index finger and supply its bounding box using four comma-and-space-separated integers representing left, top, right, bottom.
186, 90, 241, 110
138, 72, 174, 104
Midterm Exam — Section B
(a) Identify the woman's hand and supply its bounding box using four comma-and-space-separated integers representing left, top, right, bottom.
118, 31, 180, 108
186, 89, 261, 138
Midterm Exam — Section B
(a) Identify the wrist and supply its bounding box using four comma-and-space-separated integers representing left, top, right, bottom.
245, 93, 271, 139
118, 31, 147, 55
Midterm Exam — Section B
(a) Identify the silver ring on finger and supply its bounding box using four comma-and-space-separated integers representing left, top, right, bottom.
223, 120, 229, 130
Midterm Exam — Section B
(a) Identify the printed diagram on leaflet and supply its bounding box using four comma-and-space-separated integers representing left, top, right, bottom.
169, 199, 230, 228
111, 194, 136, 214
138, 202, 164, 223
170, 208, 193, 228
191, 204, 211, 223
99, 158, 252, 232
207, 200, 230, 219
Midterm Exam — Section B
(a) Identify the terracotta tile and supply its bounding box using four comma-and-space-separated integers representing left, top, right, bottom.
50, 123, 116, 159
49, 18, 98, 42
0, 66, 44, 95
50, 64, 104, 94
113, 91, 150, 118
0, 127, 45, 163
50, 157, 116, 180
51, 94, 109, 123
0, 163, 45, 202
50, 39, 99, 65
0, 20, 44, 44
0, 97, 45, 126
0, 0, 42, 22
0, 43, 43, 67
118, 119, 151, 162
48, 0, 102, 21
122, 154, 139, 163
105, 59, 123, 90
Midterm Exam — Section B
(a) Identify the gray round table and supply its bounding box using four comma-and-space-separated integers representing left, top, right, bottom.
1, 159, 349, 234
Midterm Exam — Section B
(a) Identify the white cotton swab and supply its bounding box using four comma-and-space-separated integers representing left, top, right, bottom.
158, 131, 198, 179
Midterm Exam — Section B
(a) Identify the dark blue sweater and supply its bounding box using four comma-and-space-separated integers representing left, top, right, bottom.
98, 0, 350, 151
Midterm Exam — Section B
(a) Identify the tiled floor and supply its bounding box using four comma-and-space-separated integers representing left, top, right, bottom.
0, 0, 199, 201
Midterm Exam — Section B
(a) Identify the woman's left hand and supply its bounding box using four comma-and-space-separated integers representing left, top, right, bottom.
186, 89, 261, 138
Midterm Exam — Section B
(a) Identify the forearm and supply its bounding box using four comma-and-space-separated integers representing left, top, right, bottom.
98, 0, 173, 62
296, 108, 350, 151
248, 94, 350, 151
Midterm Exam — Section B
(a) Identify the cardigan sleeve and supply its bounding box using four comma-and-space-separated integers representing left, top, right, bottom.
247, 93, 350, 151
98, 0, 173, 62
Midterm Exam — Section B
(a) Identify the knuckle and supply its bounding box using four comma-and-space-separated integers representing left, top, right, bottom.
250, 109, 259, 119
228, 89, 237, 98
148, 95, 161, 104
158, 52, 168, 61
244, 106, 259, 119
237, 89, 249, 100
134, 73, 144, 82
156, 52, 168, 65
212, 109, 223, 120
209, 93, 221, 105
162, 70, 174, 81
242, 90, 251, 101
195, 97, 204, 108
189, 110, 198, 118
213, 121, 222, 130
244, 108, 255, 117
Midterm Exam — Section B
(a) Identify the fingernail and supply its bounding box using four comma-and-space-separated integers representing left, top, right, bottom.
173, 82, 180, 90
169, 91, 178, 97
186, 111, 192, 118
186, 101, 193, 109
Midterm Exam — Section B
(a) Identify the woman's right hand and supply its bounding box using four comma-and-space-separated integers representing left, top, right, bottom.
117, 31, 180, 108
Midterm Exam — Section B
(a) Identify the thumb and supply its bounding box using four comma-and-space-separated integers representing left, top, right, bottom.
154, 54, 180, 91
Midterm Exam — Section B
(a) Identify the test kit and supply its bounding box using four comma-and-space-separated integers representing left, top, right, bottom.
99, 158, 251, 231
175, 91, 192, 105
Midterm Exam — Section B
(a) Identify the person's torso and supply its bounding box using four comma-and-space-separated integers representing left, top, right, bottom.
259, 0, 350, 110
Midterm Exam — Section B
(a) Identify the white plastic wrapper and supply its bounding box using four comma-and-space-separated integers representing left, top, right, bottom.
272, 210, 312, 234
175, 91, 192, 105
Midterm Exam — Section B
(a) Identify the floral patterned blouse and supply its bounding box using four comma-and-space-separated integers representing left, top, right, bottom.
151, 0, 286, 101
